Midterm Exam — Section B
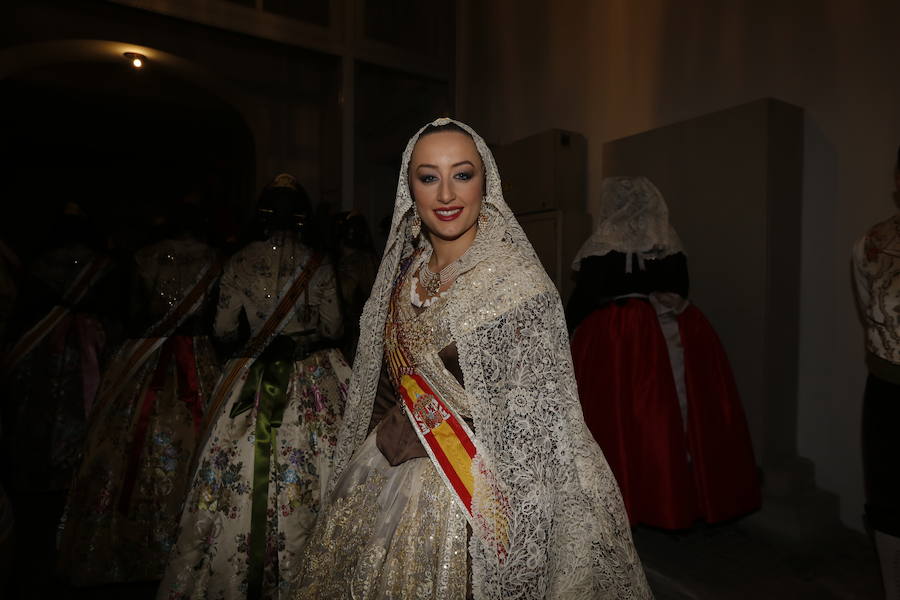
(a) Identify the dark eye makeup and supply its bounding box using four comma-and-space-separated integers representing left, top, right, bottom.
416, 170, 477, 184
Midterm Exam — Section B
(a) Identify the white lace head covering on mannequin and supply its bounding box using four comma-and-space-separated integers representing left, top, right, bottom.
572, 176, 684, 272
330, 118, 650, 599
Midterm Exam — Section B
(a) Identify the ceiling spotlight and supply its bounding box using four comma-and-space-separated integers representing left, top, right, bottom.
124, 52, 145, 69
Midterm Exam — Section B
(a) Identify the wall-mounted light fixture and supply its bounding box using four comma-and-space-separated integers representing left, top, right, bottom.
124, 52, 145, 69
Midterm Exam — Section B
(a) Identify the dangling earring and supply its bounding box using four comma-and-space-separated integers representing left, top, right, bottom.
410, 213, 421, 238
478, 200, 489, 226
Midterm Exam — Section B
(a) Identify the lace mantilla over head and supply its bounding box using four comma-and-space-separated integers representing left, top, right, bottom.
331, 116, 538, 485
330, 118, 651, 599
572, 176, 684, 270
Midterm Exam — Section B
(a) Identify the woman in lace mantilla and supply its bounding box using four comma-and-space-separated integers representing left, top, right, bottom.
294, 119, 651, 599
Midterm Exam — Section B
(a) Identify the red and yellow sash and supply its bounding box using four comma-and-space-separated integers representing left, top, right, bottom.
397, 370, 477, 514
100, 259, 222, 402
386, 254, 509, 558
1, 255, 110, 376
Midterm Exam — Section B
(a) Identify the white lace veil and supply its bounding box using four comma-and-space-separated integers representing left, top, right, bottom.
329, 117, 540, 489
572, 176, 684, 271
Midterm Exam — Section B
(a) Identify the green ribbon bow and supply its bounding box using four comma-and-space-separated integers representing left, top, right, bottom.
230, 335, 296, 600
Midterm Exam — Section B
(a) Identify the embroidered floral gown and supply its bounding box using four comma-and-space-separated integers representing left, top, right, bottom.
56, 237, 220, 585
158, 232, 351, 600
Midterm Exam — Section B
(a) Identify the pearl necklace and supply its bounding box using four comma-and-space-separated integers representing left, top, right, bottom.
412, 247, 471, 307
418, 253, 465, 297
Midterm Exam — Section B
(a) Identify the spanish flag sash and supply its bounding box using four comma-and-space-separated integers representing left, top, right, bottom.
197, 252, 324, 446
397, 369, 477, 515
100, 259, 222, 403
1, 254, 110, 377
386, 254, 510, 559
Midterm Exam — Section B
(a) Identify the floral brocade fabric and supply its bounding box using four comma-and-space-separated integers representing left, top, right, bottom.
158, 348, 350, 600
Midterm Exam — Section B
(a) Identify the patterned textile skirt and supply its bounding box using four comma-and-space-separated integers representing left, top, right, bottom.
158, 347, 350, 600
294, 433, 469, 600
3, 313, 106, 493
57, 335, 219, 585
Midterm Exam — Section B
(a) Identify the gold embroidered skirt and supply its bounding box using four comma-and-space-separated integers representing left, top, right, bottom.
295, 433, 468, 599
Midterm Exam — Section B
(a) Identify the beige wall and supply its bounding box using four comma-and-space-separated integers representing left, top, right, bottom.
457, 0, 900, 531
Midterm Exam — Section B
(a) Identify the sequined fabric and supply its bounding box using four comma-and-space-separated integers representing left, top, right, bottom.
296, 436, 468, 599
386, 254, 469, 417
133, 238, 217, 321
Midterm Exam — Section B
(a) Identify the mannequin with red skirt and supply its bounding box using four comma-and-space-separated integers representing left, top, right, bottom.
567, 176, 760, 530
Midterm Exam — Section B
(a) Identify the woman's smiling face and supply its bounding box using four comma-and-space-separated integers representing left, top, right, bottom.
409, 130, 484, 245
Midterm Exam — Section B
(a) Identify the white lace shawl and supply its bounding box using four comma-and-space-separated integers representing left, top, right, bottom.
572, 176, 683, 271
331, 118, 652, 599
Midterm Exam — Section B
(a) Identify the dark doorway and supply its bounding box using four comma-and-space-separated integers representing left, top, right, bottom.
0, 59, 255, 261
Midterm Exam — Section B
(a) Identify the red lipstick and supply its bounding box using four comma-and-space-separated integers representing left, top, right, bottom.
434, 207, 463, 222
